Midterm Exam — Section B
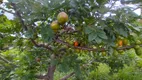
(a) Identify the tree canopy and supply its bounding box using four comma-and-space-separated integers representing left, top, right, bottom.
0, 0, 142, 80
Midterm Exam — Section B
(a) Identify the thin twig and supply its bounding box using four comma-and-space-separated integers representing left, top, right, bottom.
60, 72, 75, 80
109, 0, 117, 10
0, 54, 17, 67
0, 54, 11, 63
0, 6, 15, 14
36, 75, 49, 79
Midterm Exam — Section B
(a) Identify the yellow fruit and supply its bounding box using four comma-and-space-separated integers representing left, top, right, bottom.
57, 12, 68, 25
50, 21, 60, 30
123, 39, 128, 45
102, 52, 106, 56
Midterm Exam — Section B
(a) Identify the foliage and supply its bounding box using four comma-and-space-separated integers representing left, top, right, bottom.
0, 0, 142, 80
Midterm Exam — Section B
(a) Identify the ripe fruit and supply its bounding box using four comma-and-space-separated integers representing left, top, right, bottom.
74, 41, 79, 47
118, 40, 123, 47
50, 20, 60, 31
57, 12, 68, 25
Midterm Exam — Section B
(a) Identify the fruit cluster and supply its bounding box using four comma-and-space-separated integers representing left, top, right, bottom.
50, 12, 68, 33
117, 39, 128, 47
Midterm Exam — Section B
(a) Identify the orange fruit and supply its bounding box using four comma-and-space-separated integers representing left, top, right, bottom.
118, 40, 123, 47
74, 41, 79, 47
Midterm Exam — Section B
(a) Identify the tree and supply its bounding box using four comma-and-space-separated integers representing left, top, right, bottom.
0, 0, 142, 80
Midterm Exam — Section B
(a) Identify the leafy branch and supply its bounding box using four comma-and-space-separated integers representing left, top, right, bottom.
0, 54, 11, 63
55, 38, 142, 52
30, 39, 53, 51
109, 0, 117, 9
0, 6, 15, 14
10, 3, 27, 31
11, 3, 57, 80
10, 2, 53, 52
36, 65, 56, 80
0, 54, 16, 66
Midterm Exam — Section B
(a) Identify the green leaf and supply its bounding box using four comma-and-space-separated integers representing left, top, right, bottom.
41, 24, 54, 42
114, 23, 128, 37
96, 0, 108, 5
74, 64, 82, 79
70, 0, 77, 8
88, 32, 97, 42
25, 29, 34, 38
95, 36, 102, 44
97, 30, 108, 40
51, 59, 58, 65
119, 28, 128, 37
84, 27, 93, 34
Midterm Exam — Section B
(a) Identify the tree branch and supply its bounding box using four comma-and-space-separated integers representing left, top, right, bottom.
10, 3, 53, 52
0, 54, 11, 63
46, 65, 56, 80
0, 54, 17, 67
60, 72, 75, 80
109, 0, 117, 10
0, 6, 15, 14
30, 38, 53, 52
10, 3, 28, 31
36, 75, 49, 79
36, 54, 56, 80
55, 38, 103, 52
132, 7, 141, 11
55, 38, 142, 52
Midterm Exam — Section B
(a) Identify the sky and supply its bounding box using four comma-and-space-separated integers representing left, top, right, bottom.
1, 0, 141, 20
3, 0, 14, 19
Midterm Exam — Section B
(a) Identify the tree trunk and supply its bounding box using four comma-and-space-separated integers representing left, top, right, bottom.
45, 65, 56, 80
141, 7, 142, 15
37, 54, 56, 80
